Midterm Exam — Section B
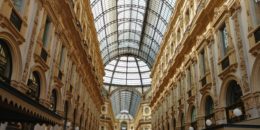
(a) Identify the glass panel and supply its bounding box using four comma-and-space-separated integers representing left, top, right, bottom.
90, 0, 176, 66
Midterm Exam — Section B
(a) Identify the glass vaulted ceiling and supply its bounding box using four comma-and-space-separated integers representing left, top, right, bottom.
90, 0, 177, 119
90, 0, 176, 66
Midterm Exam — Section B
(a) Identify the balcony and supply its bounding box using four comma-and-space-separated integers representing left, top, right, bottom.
10, 9, 22, 31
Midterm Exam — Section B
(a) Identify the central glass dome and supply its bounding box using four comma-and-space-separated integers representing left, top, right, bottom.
104, 56, 151, 119
103, 56, 151, 92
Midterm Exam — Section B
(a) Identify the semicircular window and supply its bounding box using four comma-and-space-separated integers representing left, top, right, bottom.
103, 56, 151, 92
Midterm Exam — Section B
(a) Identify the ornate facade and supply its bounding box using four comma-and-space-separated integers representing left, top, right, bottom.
0, 0, 104, 129
151, 0, 260, 130
1, 0, 260, 130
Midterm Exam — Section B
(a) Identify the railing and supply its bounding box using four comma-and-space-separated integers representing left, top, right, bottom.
254, 27, 260, 43
221, 56, 230, 70
225, 101, 246, 123
40, 48, 48, 62
10, 9, 22, 31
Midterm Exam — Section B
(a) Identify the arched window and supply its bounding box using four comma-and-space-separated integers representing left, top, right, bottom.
50, 89, 58, 111
27, 71, 41, 100
225, 80, 245, 123
226, 80, 242, 106
205, 96, 214, 116
0, 40, 12, 82
191, 107, 196, 122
